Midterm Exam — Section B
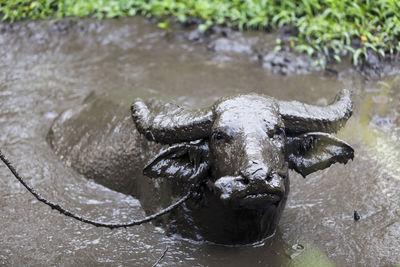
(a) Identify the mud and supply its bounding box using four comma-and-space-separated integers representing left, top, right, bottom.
1, 17, 400, 266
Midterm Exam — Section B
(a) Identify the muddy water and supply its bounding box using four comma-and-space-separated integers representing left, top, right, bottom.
1, 17, 399, 266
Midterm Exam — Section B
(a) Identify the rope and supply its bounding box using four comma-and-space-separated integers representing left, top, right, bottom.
0, 149, 192, 229
152, 247, 169, 267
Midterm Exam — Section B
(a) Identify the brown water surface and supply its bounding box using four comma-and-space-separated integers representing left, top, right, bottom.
1, 17, 400, 266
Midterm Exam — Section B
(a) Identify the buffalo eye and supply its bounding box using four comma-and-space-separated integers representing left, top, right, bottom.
269, 127, 285, 140
274, 127, 284, 137
212, 130, 232, 144
212, 131, 231, 144
213, 132, 223, 141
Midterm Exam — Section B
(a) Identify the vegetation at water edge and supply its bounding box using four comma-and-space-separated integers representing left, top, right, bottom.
1, 0, 400, 67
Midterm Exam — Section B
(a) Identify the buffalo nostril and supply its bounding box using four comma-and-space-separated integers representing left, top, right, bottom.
266, 172, 274, 181
238, 170, 251, 184
265, 172, 285, 195
237, 175, 249, 185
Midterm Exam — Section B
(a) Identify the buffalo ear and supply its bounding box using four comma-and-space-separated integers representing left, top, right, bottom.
285, 132, 354, 177
143, 140, 210, 183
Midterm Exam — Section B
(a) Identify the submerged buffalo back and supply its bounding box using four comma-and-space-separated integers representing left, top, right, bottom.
47, 95, 162, 197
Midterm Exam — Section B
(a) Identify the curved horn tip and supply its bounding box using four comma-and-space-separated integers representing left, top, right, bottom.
130, 99, 151, 133
336, 89, 353, 115
337, 89, 352, 102
131, 99, 149, 117
131, 98, 145, 113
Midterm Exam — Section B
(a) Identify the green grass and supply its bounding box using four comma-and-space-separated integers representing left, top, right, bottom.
1, 0, 400, 67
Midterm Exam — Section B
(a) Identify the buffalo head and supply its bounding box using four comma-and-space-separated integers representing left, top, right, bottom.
131, 90, 353, 242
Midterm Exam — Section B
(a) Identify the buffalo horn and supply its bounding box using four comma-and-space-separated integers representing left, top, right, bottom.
131, 99, 213, 144
279, 89, 353, 134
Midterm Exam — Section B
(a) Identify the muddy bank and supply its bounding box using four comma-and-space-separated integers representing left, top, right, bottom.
2, 17, 399, 79
0, 16, 400, 266
169, 20, 400, 79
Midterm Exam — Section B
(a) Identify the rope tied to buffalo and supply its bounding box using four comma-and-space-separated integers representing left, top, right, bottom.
0, 148, 193, 229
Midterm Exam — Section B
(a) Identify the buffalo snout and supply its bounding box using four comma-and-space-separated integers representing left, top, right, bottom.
212, 162, 287, 208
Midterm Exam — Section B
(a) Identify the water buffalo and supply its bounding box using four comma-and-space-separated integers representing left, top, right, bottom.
47, 90, 354, 244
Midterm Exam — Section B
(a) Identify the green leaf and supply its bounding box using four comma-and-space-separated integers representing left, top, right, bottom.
157, 20, 169, 29
333, 54, 341, 62
353, 49, 363, 66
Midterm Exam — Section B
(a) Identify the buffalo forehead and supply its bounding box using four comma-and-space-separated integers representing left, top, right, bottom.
214, 95, 280, 132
